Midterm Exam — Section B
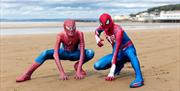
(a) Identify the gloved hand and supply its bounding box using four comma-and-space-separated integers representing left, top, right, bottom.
97, 38, 104, 47
95, 35, 104, 47
60, 72, 69, 80
105, 64, 116, 81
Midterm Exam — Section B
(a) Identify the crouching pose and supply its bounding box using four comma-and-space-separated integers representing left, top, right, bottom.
94, 13, 144, 88
16, 19, 94, 82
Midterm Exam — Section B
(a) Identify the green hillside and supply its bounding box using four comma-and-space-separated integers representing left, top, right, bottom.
147, 4, 180, 13
130, 4, 180, 16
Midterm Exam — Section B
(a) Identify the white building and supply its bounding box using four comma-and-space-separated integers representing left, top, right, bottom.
135, 12, 154, 22
153, 11, 180, 20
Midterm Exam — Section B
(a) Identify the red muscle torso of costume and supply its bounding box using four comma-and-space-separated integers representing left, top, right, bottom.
57, 30, 84, 51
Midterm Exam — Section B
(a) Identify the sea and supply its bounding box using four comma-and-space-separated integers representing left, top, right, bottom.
1, 21, 180, 35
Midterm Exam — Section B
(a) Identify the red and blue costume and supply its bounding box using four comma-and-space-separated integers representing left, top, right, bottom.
94, 13, 144, 88
16, 20, 94, 82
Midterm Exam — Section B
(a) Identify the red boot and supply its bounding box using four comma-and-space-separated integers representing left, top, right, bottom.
74, 62, 87, 75
16, 62, 41, 82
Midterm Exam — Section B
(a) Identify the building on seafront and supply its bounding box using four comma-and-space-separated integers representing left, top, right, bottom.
113, 10, 180, 23
153, 11, 180, 22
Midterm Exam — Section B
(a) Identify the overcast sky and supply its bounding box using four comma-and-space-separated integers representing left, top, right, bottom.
1, 0, 180, 19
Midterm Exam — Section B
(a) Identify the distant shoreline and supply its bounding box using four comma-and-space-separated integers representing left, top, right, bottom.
1, 22, 180, 29
1, 22, 180, 36
0, 22, 99, 29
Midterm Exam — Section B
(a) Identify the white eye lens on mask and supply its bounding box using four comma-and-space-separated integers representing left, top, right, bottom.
66, 26, 74, 31
106, 20, 110, 25
66, 26, 70, 30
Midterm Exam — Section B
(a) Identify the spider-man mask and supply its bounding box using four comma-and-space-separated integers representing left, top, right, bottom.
99, 13, 114, 36
64, 19, 76, 37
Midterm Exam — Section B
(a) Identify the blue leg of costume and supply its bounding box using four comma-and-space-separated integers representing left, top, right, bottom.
94, 53, 125, 75
94, 44, 144, 88
35, 48, 94, 64
124, 46, 144, 88
114, 61, 124, 75
94, 54, 112, 70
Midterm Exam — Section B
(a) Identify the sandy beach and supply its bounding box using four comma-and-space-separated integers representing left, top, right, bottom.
0, 23, 180, 91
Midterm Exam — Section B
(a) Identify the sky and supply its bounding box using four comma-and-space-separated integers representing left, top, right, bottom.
1, 0, 180, 19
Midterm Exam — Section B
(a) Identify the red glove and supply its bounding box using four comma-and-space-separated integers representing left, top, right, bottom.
105, 76, 115, 81
74, 71, 85, 80
105, 64, 116, 81
97, 38, 104, 47
60, 72, 69, 80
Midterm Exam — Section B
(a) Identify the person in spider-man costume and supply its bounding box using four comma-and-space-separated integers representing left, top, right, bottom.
16, 19, 94, 82
94, 13, 144, 88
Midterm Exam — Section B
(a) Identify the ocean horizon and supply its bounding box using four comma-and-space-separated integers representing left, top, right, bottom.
1, 23, 180, 35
